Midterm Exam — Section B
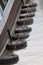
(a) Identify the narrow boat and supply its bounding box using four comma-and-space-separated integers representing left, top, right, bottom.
0, 0, 37, 64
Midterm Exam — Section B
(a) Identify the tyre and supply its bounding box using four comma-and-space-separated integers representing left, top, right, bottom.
21, 3, 37, 9
15, 26, 32, 33
0, 54, 19, 64
6, 40, 27, 50
21, 7, 36, 14
19, 12, 35, 18
15, 33, 29, 39
17, 17, 33, 26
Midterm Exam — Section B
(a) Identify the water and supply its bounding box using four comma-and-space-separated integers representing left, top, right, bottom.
13, 0, 43, 65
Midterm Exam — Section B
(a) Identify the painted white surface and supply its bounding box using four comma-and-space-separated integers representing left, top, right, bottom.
0, 0, 14, 35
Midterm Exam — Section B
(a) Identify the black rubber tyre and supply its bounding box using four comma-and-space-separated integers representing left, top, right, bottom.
29, 3, 37, 7
15, 33, 29, 39
6, 43, 16, 50
22, 3, 37, 9
6, 40, 27, 50
15, 27, 32, 33
0, 54, 19, 64
21, 7, 36, 14
8, 33, 29, 41
11, 36, 18, 41
19, 13, 35, 18
17, 18, 33, 26
11, 33, 29, 41
15, 40, 27, 50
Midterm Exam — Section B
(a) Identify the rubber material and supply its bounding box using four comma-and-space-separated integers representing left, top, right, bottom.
15, 27, 32, 33
19, 13, 35, 18
22, 3, 37, 9
17, 17, 33, 26
0, 54, 19, 64
6, 40, 27, 50
21, 7, 36, 14
15, 33, 29, 39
